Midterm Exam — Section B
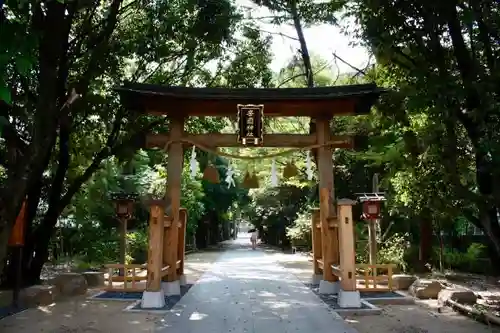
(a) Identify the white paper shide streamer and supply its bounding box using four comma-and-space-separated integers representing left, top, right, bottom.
306, 150, 313, 181
225, 162, 236, 188
189, 146, 199, 179
270, 159, 278, 187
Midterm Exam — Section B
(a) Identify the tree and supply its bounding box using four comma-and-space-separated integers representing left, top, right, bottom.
0, 0, 266, 284
349, 0, 500, 258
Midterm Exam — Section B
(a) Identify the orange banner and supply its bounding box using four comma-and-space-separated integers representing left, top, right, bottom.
8, 200, 27, 247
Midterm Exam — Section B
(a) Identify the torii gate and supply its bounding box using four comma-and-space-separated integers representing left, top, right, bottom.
116, 83, 384, 308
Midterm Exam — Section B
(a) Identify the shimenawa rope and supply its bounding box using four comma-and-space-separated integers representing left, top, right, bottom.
162, 138, 349, 160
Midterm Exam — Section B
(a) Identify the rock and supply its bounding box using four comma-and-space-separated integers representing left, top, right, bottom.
20, 285, 58, 307
392, 274, 417, 290
481, 294, 500, 306
82, 271, 105, 287
408, 279, 444, 299
438, 289, 477, 305
444, 272, 470, 282
53, 272, 88, 296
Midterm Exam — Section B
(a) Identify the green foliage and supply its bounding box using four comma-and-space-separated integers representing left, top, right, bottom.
2, 0, 500, 281
127, 229, 149, 264
377, 233, 409, 272
286, 211, 312, 249
0, 0, 276, 279
436, 243, 489, 274
348, 0, 500, 258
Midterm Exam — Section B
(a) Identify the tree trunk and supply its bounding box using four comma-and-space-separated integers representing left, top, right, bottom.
288, 0, 320, 167
475, 152, 500, 258
0, 1, 67, 274
418, 218, 432, 272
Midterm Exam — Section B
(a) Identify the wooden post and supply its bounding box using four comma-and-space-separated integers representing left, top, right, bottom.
368, 220, 377, 266
337, 199, 357, 291
316, 117, 339, 282
119, 218, 128, 276
311, 208, 322, 275
369, 173, 379, 270
164, 115, 184, 282
162, 215, 170, 281
146, 202, 165, 292
177, 208, 187, 276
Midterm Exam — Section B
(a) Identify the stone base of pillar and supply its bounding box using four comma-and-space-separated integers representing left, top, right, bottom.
318, 280, 340, 294
338, 289, 361, 308
179, 274, 187, 286
161, 280, 181, 296
311, 274, 323, 285
141, 290, 165, 308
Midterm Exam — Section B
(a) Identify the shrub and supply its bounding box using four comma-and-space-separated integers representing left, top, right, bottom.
377, 232, 410, 272
436, 242, 489, 274
286, 212, 312, 249
127, 229, 148, 264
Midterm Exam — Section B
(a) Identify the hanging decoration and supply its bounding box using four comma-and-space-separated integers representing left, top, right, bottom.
237, 104, 264, 146
242, 171, 253, 188
203, 155, 219, 184
306, 151, 313, 181
282, 161, 298, 179
225, 162, 236, 188
270, 159, 278, 187
243, 170, 259, 188
250, 172, 260, 188
189, 146, 199, 179
203, 163, 219, 184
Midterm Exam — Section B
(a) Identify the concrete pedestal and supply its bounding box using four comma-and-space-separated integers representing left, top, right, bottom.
179, 274, 187, 286
338, 290, 361, 308
162, 280, 181, 296
318, 280, 340, 294
311, 274, 323, 285
141, 290, 165, 308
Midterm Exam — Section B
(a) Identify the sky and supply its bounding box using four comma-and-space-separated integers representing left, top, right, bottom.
236, 0, 372, 74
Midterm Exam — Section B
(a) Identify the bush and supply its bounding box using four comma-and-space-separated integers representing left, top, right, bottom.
286, 212, 312, 249
377, 232, 410, 272
127, 229, 148, 264
403, 244, 420, 270
436, 242, 489, 274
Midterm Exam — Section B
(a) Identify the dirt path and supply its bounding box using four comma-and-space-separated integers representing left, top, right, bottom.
0, 249, 223, 333
271, 251, 500, 333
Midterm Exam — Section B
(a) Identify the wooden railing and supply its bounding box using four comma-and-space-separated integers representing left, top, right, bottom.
104, 264, 146, 292
355, 263, 396, 292
316, 259, 324, 270
104, 263, 170, 292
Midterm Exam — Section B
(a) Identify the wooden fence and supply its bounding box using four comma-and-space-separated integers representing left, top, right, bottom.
355, 263, 396, 292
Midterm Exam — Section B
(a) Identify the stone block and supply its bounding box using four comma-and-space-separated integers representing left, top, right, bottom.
392, 274, 417, 290
408, 279, 444, 299
481, 294, 500, 306
53, 272, 88, 296
438, 289, 477, 305
82, 271, 105, 287
20, 285, 58, 307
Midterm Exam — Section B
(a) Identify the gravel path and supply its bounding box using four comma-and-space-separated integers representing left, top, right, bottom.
0, 248, 224, 333
2, 240, 499, 333
272, 251, 500, 333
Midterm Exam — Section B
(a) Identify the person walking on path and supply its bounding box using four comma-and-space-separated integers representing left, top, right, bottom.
250, 229, 258, 250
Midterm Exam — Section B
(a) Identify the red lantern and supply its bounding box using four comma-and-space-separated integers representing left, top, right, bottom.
8, 200, 27, 247
114, 199, 134, 219
362, 200, 381, 220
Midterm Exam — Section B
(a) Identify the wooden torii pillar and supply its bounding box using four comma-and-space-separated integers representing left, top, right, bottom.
141, 116, 185, 307
312, 116, 361, 307
315, 116, 340, 294
161, 115, 184, 296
